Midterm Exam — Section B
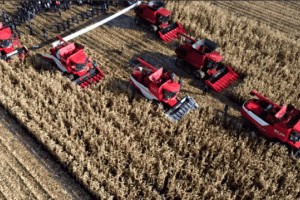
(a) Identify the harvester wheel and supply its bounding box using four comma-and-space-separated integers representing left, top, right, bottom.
193, 69, 203, 80
134, 16, 141, 26
68, 74, 75, 81
153, 100, 163, 109
62, 71, 68, 76
287, 104, 295, 111
157, 15, 164, 24
179, 48, 187, 56
136, 7, 143, 14
175, 57, 184, 67
149, 24, 157, 33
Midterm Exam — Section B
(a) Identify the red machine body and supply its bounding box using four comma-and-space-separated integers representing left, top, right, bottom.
175, 33, 239, 93
129, 58, 198, 121
41, 35, 104, 88
241, 90, 300, 151
134, 1, 186, 43
0, 22, 29, 62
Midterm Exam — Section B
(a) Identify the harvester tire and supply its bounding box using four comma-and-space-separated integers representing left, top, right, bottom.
179, 48, 187, 56
193, 69, 203, 80
62, 71, 68, 76
134, 16, 141, 26
153, 100, 163, 109
149, 24, 157, 33
175, 57, 184, 67
68, 74, 75, 81
158, 15, 164, 24
136, 7, 143, 14
287, 104, 295, 111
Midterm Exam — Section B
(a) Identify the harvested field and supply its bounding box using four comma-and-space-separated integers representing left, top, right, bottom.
0, 1, 300, 199
211, 1, 300, 40
0, 105, 92, 199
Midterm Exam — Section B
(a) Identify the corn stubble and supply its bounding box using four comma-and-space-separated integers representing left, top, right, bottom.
1, 1, 300, 199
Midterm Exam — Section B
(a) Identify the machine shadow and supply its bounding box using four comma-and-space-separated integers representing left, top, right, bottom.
105, 76, 149, 106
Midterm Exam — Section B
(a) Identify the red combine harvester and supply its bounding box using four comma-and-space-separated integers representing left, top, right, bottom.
242, 90, 300, 157
175, 33, 239, 93
134, 1, 186, 43
130, 58, 199, 121
41, 35, 104, 88
0, 22, 29, 62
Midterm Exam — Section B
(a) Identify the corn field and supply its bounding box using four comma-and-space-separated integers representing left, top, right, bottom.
0, 1, 300, 199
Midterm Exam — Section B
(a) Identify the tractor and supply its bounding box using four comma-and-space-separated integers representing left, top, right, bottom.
41, 35, 104, 89
175, 33, 239, 93
242, 90, 300, 158
0, 22, 29, 62
134, 1, 186, 43
130, 58, 199, 121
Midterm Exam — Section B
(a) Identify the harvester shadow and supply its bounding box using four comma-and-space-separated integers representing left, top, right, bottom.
105, 77, 147, 105
187, 75, 247, 111
212, 109, 295, 158
30, 53, 58, 73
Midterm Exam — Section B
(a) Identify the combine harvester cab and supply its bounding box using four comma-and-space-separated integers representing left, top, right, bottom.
175, 33, 239, 93
42, 35, 104, 89
134, 1, 186, 43
242, 90, 300, 158
0, 22, 29, 62
130, 58, 199, 121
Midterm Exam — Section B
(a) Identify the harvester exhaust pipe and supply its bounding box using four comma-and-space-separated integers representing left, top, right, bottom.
170, 73, 175, 83
179, 77, 182, 90
52, 1, 142, 47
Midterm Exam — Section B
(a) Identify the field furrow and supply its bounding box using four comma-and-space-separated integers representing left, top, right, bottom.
251, 1, 300, 21
283, 1, 300, 10
0, 159, 38, 200
0, 170, 19, 200
0, 140, 56, 199
225, 2, 298, 32
243, 1, 300, 28
0, 106, 92, 200
211, 1, 300, 38
0, 190, 6, 200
